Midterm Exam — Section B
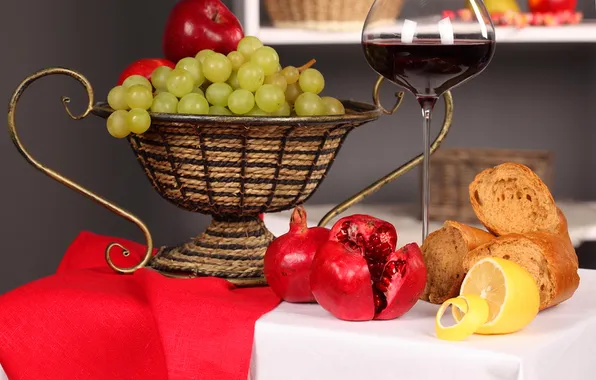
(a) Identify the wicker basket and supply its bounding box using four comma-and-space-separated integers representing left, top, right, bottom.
426, 148, 554, 223
264, 0, 403, 32
92, 100, 381, 285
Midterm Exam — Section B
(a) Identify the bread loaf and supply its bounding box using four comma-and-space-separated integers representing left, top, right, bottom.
469, 162, 566, 237
421, 221, 495, 304
463, 231, 580, 310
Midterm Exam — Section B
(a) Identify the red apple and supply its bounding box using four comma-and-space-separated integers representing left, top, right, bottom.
528, 0, 577, 14
117, 58, 175, 85
162, 0, 244, 63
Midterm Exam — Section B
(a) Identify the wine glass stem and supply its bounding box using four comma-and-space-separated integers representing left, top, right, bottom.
421, 101, 435, 242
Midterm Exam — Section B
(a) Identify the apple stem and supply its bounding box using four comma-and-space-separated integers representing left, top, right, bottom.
298, 59, 316, 73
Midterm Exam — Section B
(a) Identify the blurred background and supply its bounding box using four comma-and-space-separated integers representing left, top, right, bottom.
1, 0, 595, 293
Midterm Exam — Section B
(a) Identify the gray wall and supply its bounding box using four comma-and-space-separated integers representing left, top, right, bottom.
1, 0, 595, 293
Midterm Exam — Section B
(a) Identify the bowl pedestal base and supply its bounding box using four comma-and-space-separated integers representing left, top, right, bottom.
148, 216, 274, 286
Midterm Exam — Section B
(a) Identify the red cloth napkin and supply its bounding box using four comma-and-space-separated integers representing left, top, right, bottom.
0, 231, 280, 380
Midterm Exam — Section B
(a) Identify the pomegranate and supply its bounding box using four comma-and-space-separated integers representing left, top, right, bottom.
263, 206, 330, 303
310, 215, 427, 321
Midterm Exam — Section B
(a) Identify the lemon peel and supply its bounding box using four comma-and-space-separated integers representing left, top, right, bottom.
435, 295, 489, 341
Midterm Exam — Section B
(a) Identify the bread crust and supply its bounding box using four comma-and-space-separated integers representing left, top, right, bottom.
555, 207, 574, 250
469, 162, 558, 236
463, 231, 580, 310
527, 231, 580, 308
421, 221, 495, 303
444, 221, 495, 250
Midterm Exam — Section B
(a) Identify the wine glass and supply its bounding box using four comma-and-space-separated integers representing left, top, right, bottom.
362, 0, 496, 240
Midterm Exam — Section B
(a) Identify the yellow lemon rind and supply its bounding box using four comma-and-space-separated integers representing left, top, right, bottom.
435, 295, 490, 342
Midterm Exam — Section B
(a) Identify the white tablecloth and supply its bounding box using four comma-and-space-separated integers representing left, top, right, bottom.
249, 269, 596, 380
264, 201, 596, 248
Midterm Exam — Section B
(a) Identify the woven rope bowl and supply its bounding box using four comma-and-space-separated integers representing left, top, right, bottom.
91, 101, 381, 285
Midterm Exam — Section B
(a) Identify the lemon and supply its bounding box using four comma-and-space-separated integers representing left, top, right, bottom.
435, 295, 489, 341
456, 257, 540, 335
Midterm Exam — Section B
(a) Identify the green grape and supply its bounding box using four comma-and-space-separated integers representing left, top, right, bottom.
127, 108, 152, 134
125, 84, 153, 110
227, 71, 241, 90
285, 82, 303, 104
298, 68, 325, 94
206, 82, 233, 107
276, 64, 282, 72
203, 53, 233, 83
237, 62, 264, 92
250, 46, 280, 76
280, 66, 300, 85
227, 89, 255, 115
176, 57, 205, 86
255, 84, 285, 113
151, 66, 172, 91
122, 75, 152, 90
178, 93, 210, 115
166, 68, 195, 98
192, 87, 205, 97
227, 51, 245, 71
196, 49, 215, 63
237, 36, 263, 59
106, 110, 130, 138
294, 92, 325, 116
246, 106, 269, 116
151, 92, 178, 113
270, 101, 291, 117
321, 97, 345, 115
209, 105, 233, 115
264, 73, 287, 92
107, 86, 129, 110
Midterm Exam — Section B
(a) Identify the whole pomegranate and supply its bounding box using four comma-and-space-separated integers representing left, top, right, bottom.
310, 215, 427, 321
264, 206, 330, 303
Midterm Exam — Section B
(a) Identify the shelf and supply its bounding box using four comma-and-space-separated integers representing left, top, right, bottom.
255, 22, 596, 45
231, 0, 596, 44
495, 22, 596, 43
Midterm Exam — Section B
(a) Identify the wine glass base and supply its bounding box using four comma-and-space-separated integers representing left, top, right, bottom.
148, 216, 273, 287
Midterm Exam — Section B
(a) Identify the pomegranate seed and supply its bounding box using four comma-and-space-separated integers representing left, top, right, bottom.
375, 275, 392, 293
367, 261, 385, 282
373, 289, 387, 314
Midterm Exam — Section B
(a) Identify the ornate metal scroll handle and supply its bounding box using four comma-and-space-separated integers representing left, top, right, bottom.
372, 75, 405, 115
318, 76, 454, 227
7, 67, 154, 274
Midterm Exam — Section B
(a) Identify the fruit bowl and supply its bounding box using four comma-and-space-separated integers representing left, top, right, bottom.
91, 98, 380, 284
8, 67, 454, 286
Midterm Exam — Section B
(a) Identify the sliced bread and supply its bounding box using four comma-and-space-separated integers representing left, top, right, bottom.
469, 162, 563, 236
420, 221, 495, 304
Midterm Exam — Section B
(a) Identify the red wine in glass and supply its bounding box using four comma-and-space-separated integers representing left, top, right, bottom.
362, 0, 496, 241
362, 39, 495, 101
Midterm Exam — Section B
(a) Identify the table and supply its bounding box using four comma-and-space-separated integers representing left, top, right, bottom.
264, 201, 596, 248
249, 268, 596, 380
2, 204, 595, 379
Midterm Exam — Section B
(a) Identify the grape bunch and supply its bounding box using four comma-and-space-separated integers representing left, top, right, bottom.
105, 36, 346, 138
